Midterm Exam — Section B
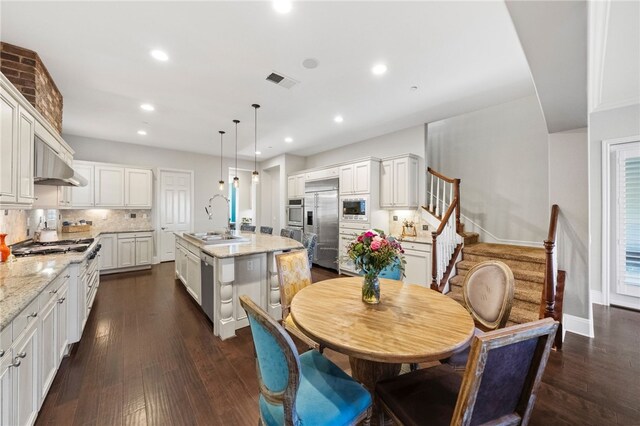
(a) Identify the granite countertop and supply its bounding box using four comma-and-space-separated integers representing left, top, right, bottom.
58, 229, 155, 240
394, 235, 432, 245
0, 239, 99, 332
175, 232, 304, 258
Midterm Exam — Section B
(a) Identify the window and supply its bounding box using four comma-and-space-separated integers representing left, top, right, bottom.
617, 146, 640, 290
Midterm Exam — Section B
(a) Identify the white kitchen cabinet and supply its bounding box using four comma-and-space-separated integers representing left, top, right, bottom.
99, 234, 117, 270
117, 237, 136, 268
125, 168, 152, 208
135, 236, 153, 266
0, 85, 19, 204
287, 176, 296, 198
380, 155, 419, 209
402, 242, 431, 288
57, 186, 71, 208
175, 242, 187, 284
17, 107, 35, 204
340, 161, 372, 195
338, 233, 356, 274
13, 322, 39, 426
38, 297, 57, 404
287, 174, 305, 198
70, 162, 94, 207
185, 250, 202, 304
0, 348, 13, 426
95, 165, 125, 207
56, 284, 69, 363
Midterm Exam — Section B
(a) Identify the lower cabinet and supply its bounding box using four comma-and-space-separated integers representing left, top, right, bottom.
175, 239, 202, 306
38, 297, 57, 403
99, 234, 117, 270
135, 236, 153, 266
13, 322, 39, 426
100, 232, 153, 273
403, 243, 431, 287
117, 237, 136, 268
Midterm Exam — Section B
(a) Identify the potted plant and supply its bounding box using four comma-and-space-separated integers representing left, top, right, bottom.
346, 229, 405, 304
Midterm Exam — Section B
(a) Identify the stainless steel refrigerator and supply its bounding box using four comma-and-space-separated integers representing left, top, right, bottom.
304, 178, 339, 270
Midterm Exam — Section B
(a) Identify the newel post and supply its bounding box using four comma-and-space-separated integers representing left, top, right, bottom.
543, 239, 556, 318
431, 231, 439, 291
454, 178, 462, 233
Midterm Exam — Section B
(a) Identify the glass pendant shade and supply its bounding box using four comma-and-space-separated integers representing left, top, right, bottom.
252, 170, 259, 183
218, 180, 225, 191
252, 104, 260, 184
233, 119, 240, 188
233, 176, 239, 188
218, 130, 225, 191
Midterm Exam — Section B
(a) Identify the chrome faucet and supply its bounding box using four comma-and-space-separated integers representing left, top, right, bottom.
206, 194, 231, 234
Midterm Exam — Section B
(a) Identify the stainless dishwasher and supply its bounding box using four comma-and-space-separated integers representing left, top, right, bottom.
200, 252, 215, 322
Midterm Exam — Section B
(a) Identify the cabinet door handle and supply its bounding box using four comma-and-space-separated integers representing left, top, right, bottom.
50, 289, 58, 294
9, 358, 21, 368
16, 352, 27, 359
65, 274, 71, 279
27, 312, 37, 319
0, 349, 4, 357
58, 297, 66, 304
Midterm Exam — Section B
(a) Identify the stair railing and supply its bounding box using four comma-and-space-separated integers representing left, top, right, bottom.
543, 204, 564, 349
426, 167, 462, 233
431, 198, 462, 291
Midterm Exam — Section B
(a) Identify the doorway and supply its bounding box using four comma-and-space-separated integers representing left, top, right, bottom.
157, 168, 194, 262
603, 137, 640, 310
228, 168, 256, 230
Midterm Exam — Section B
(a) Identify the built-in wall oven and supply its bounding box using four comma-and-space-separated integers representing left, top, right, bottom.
341, 196, 369, 222
287, 198, 304, 228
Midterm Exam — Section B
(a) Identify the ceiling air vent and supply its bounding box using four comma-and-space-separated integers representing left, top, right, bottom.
266, 71, 299, 89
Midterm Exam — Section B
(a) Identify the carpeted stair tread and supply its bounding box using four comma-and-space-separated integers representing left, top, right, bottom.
463, 243, 545, 264
456, 260, 545, 283
462, 253, 545, 273
460, 231, 479, 245
449, 275, 542, 305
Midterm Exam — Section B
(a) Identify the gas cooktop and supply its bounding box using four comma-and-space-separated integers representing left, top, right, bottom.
12, 238, 95, 257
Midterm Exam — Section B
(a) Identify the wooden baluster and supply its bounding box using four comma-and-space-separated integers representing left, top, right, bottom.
431, 231, 438, 290
454, 178, 461, 233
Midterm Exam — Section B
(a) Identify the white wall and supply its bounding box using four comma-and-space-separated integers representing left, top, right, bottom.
548, 128, 589, 318
64, 134, 255, 233
427, 95, 549, 244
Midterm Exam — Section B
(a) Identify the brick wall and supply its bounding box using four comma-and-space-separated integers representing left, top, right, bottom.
0, 42, 63, 134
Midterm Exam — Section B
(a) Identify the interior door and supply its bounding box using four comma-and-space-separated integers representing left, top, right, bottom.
159, 170, 192, 262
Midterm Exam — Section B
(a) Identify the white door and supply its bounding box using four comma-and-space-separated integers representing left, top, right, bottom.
95, 165, 125, 207
99, 234, 117, 270
0, 86, 19, 203
117, 238, 136, 268
135, 237, 152, 266
380, 160, 393, 208
159, 170, 193, 262
17, 107, 35, 204
70, 162, 94, 207
38, 298, 57, 403
403, 248, 430, 287
125, 168, 152, 208
13, 323, 38, 426
610, 141, 640, 309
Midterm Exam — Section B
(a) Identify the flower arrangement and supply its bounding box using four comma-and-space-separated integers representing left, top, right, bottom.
402, 219, 415, 228
346, 229, 405, 303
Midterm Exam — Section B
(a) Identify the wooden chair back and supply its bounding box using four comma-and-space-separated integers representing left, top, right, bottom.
239, 295, 301, 426
451, 317, 559, 425
276, 250, 312, 319
462, 260, 515, 331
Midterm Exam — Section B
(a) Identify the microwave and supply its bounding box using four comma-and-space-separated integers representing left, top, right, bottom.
341, 196, 368, 222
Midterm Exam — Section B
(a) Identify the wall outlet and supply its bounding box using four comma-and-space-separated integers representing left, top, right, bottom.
3, 210, 7, 216
422, 224, 428, 231
393, 215, 398, 221
130, 213, 137, 219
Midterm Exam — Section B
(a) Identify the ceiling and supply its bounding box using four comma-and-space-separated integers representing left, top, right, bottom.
1, 1, 534, 160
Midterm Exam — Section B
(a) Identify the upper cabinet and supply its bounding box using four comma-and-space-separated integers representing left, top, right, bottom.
95, 165, 125, 207
0, 85, 20, 204
287, 173, 305, 198
70, 162, 94, 207
17, 108, 35, 204
340, 160, 372, 195
125, 168, 153, 207
380, 154, 419, 209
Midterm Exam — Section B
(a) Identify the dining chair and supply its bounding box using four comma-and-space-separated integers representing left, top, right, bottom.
260, 226, 274, 235
376, 318, 559, 426
239, 295, 373, 426
445, 260, 515, 371
358, 257, 403, 280
275, 251, 321, 351
240, 224, 256, 233
302, 232, 317, 268
280, 228, 294, 239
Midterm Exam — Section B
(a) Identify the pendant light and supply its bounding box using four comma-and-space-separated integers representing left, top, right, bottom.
252, 104, 260, 183
233, 119, 240, 188
218, 130, 225, 191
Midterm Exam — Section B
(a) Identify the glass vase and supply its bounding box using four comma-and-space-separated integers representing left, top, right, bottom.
362, 273, 381, 304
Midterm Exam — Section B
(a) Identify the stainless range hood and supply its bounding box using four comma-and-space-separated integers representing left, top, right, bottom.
34, 136, 87, 187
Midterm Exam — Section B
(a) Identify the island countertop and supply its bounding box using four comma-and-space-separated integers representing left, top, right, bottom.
174, 231, 304, 258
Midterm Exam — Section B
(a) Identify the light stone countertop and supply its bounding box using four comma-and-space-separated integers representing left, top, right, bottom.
175, 231, 304, 258
0, 228, 154, 332
394, 235, 433, 245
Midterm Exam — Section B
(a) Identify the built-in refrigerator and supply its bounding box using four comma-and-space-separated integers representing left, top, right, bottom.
304, 178, 339, 270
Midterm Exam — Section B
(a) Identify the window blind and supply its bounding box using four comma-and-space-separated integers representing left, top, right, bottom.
618, 149, 640, 287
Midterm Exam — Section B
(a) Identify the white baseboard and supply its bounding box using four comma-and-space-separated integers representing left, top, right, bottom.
152, 256, 160, 265
590, 290, 605, 305
562, 313, 594, 339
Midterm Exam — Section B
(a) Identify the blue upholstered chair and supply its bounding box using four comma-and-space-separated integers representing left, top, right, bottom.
302, 232, 317, 268
241, 224, 256, 233
239, 295, 373, 426
280, 228, 294, 239
358, 257, 403, 281
260, 226, 274, 235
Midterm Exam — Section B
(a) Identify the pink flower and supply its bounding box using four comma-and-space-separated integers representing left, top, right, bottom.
364, 231, 375, 238
370, 240, 382, 251
373, 236, 382, 242
357, 235, 363, 242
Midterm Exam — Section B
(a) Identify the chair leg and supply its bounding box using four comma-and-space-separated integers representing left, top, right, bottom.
362, 406, 372, 426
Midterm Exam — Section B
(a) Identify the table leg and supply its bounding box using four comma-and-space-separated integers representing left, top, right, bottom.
349, 357, 401, 426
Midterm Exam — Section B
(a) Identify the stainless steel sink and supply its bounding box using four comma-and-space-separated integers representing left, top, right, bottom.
185, 232, 249, 245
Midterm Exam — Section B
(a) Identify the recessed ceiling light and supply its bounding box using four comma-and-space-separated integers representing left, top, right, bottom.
284, 137, 293, 143
273, 0, 292, 14
137, 130, 147, 136
255, 150, 262, 155
140, 103, 155, 111
371, 63, 387, 76
150, 49, 169, 62
334, 115, 344, 123
302, 58, 319, 69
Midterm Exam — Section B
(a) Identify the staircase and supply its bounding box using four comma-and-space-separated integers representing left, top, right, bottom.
447, 243, 545, 327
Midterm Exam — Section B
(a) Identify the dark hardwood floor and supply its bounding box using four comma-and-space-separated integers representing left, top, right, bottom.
36, 263, 640, 426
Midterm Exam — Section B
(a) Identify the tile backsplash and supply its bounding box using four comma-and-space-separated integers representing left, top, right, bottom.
388, 209, 432, 239
0, 210, 28, 245
61, 209, 153, 233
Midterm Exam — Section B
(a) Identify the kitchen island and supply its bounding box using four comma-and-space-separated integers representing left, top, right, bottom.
174, 231, 303, 340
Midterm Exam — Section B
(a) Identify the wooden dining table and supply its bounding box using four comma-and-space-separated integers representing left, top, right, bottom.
290, 276, 475, 422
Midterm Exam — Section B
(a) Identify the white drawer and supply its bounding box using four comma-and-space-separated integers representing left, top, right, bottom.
39, 270, 71, 309
401, 242, 431, 253
118, 231, 152, 239
12, 298, 39, 341
0, 325, 12, 356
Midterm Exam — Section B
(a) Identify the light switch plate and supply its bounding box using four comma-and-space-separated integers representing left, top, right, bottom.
393, 215, 398, 221
422, 225, 428, 231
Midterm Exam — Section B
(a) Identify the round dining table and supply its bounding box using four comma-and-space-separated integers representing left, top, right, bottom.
290, 276, 475, 421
